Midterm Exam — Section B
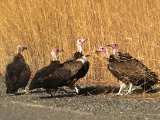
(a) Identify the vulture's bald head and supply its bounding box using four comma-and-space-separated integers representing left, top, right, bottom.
17, 45, 27, 54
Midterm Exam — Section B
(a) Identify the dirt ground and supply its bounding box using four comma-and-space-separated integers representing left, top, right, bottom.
0, 76, 160, 120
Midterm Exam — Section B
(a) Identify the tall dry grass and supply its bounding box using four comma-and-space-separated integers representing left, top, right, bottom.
0, 0, 160, 85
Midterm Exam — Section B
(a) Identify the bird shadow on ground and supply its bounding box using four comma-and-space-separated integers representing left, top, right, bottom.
132, 87, 160, 94
14, 93, 26, 96
4, 92, 28, 96
39, 85, 119, 99
29, 90, 46, 94
78, 85, 119, 95
39, 93, 76, 99
14, 89, 47, 96
34, 85, 160, 99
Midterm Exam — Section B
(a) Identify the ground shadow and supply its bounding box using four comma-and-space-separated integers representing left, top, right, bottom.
132, 87, 160, 94
39, 85, 119, 99
29, 90, 46, 94
31, 85, 160, 99
40, 93, 76, 99
5, 92, 27, 96
78, 85, 119, 95
78, 85, 160, 96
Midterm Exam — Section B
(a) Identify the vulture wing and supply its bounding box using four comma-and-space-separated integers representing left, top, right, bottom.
16, 64, 31, 88
108, 58, 158, 86
5, 56, 30, 93
5, 63, 17, 93
30, 67, 71, 89
31, 61, 62, 82
31, 65, 52, 82
63, 60, 83, 77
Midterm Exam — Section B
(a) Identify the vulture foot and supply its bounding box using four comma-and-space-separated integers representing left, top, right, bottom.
116, 93, 123, 96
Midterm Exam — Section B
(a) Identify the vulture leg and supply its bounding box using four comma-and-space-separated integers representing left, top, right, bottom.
57, 87, 68, 93
8, 93, 15, 96
75, 84, 79, 94
116, 81, 126, 96
68, 80, 81, 94
73, 82, 82, 94
125, 83, 132, 95
22, 86, 29, 94
46, 89, 54, 97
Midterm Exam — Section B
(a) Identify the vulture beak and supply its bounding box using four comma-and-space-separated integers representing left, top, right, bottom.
85, 54, 90, 57
81, 38, 87, 44
23, 46, 27, 50
59, 49, 64, 52
95, 49, 100, 53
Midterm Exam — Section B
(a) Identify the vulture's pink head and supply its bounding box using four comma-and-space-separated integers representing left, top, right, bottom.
77, 38, 86, 46
96, 46, 107, 53
17, 45, 27, 54
51, 48, 63, 61
52, 48, 64, 55
76, 38, 86, 53
108, 43, 119, 50
108, 43, 120, 58
96, 46, 110, 59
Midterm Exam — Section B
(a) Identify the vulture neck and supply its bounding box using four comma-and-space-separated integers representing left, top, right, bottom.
77, 44, 83, 53
102, 49, 110, 64
17, 48, 23, 55
51, 52, 58, 61
113, 48, 119, 59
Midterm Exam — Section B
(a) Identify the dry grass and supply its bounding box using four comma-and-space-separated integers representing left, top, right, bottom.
0, 0, 160, 85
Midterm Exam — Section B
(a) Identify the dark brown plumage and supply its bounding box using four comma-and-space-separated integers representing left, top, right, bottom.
29, 38, 89, 96
108, 53, 158, 88
29, 52, 89, 96
29, 61, 64, 89
29, 48, 88, 95
63, 52, 90, 93
5, 45, 31, 94
29, 61, 72, 95
29, 48, 69, 96
96, 44, 159, 95
61, 38, 89, 93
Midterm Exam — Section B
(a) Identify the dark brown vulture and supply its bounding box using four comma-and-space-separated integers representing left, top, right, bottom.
28, 48, 70, 96
63, 38, 90, 93
29, 38, 89, 96
5, 45, 31, 94
96, 43, 159, 95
